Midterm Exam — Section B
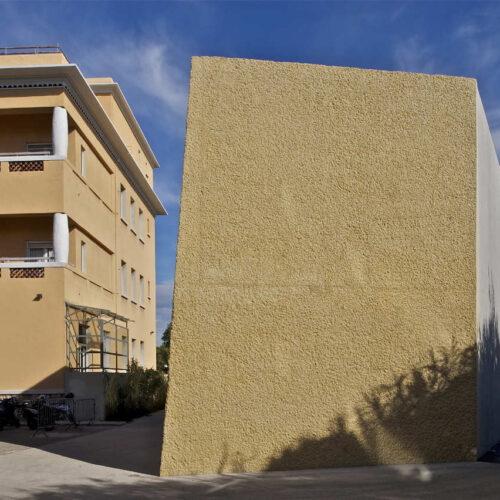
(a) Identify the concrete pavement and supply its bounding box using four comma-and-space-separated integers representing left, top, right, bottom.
1, 411, 500, 498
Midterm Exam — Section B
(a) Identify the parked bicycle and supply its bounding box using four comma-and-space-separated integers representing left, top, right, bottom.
0, 397, 21, 430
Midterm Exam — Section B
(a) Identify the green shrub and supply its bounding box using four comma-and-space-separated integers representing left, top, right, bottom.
105, 361, 167, 421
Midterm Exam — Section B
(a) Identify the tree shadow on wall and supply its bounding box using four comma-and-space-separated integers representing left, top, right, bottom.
477, 277, 500, 459
267, 343, 477, 472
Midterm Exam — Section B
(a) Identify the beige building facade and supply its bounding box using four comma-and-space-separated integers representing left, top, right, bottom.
161, 57, 500, 475
0, 48, 166, 394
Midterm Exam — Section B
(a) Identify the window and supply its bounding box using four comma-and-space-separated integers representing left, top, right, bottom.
131, 268, 136, 302
131, 338, 137, 360
140, 341, 145, 367
27, 241, 54, 262
121, 261, 127, 297
138, 149, 141, 167
120, 185, 127, 222
78, 324, 89, 371
139, 275, 144, 306
147, 218, 150, 236
81, 147, 86, 178
81, 241, 87, 273
130, 198, 136, 232
147, 280, 151, 299
121, 336, 128, 370
27, 142, 53, 154
138, 209, 144, 240
102, 331, 111, 370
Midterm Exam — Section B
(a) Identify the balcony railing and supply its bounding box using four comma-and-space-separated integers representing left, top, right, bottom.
0, 257, 64, 269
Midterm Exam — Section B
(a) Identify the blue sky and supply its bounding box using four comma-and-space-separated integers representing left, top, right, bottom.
1, 1, 499, 343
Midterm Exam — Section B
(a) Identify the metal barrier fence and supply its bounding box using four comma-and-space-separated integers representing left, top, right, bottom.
27, 398, 95, 435
47, 398, 95, 425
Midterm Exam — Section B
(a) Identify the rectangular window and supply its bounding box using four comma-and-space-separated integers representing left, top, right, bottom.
131, 268, 136, 302
130, 198, 136, 232
102, 331, 111, 370
140, 341, 145, 367
27, 241, 54, 262
121, 261, 127, 297
121, 336, 128, 370
147, 280, 151, 299
120, 185, 127, 222
139, 275, 144, 306
138, 209, 144, 240
81, 147, 86, 178
81, 241, 87, 273
132, 338, 137, 361
147, 218, 150, 236
78, 324, 89, 371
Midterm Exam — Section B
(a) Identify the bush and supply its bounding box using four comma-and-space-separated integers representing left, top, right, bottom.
105, 361, 167, 421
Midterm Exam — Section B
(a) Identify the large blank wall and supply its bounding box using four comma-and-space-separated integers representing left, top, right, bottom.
161, 58, 477, 475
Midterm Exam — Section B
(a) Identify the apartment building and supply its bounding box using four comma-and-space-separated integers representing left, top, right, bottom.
0, 47, 166, 395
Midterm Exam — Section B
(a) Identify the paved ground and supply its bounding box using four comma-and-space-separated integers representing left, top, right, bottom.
1, 412, 500, 499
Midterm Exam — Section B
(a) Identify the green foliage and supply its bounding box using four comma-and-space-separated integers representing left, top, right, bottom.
156, 321, 172, 373
105, 360, 167, 421
162, 322, 172, 347
156, 344, 170, 373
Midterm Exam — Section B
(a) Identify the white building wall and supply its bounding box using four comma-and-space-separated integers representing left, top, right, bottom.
476, 89, 500, 457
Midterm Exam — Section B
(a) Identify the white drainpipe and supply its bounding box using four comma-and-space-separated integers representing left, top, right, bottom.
53, 213, 69, 264
52, 107, 68, 158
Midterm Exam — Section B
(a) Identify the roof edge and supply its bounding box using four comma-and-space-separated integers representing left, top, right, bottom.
90, 81, 160, 169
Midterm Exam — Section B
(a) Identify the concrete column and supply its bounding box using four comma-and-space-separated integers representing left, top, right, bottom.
52, 107, 68, 158
53, 213, 69, 264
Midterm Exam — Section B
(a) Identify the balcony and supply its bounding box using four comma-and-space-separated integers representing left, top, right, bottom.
0, 107, 67, 162
0, 213, 69, 276
0, 257, 63, 278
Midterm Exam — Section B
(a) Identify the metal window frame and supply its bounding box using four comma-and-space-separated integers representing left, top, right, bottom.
65, 303, 130, 373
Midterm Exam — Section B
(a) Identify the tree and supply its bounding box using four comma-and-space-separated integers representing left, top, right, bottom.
162, 322, 172, 347
156, 322, 171, 373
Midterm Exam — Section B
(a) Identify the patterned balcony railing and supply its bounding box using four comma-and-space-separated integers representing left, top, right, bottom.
9, 161, 45, 172
0, 257, 64, 277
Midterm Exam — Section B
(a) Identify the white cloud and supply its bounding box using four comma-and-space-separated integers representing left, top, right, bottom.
394, 36, 436, 74
454, 22, 480, 40
155, 177, 182, 207
452, 19, 500, 72
76, 38, 189, 124
0, 5, 190, 133
156, 279, 174, 344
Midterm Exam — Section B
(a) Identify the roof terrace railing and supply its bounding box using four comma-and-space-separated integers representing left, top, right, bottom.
0, 46, 64, 56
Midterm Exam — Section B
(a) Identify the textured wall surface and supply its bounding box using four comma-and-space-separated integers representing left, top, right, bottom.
161, 57, 477, 476
476, 90, 500, 456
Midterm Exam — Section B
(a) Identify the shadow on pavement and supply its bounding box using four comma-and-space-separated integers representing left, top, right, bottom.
12, 462, 500, 500
0, 411, 164, 475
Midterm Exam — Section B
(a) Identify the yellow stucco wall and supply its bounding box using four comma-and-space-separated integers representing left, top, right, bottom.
0, 267, 67, 391
161, 57, 477, 475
